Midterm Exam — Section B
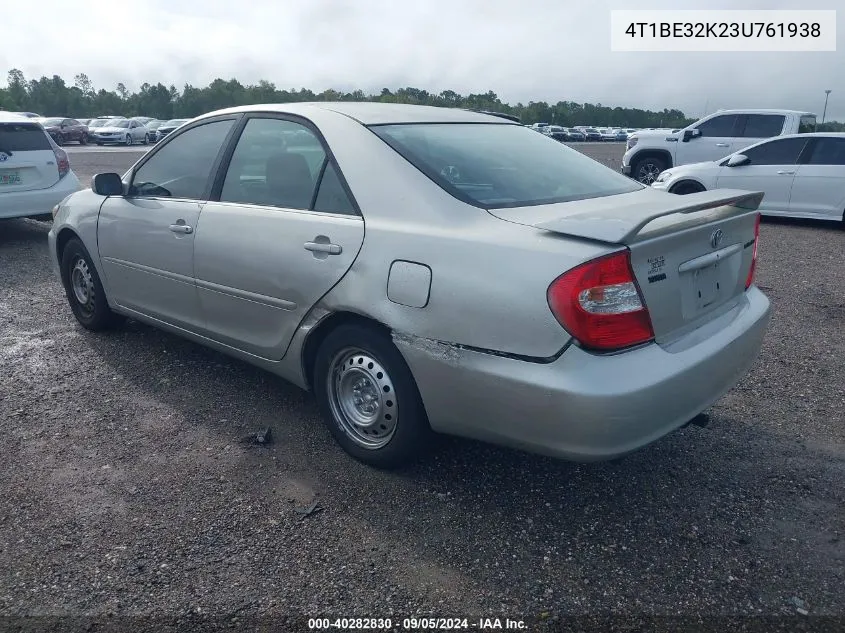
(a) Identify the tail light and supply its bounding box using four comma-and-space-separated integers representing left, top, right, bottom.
745, 212, 760, 289
48, 135, 70, 178
547, 250, 654, 351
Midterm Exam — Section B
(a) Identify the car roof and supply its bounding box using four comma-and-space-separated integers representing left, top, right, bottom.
195, 102, 518, 125
0, 110, 38, 123
712, 109, 816, 116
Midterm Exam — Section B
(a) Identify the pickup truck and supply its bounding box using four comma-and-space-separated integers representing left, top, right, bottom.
622, 109, 817, 184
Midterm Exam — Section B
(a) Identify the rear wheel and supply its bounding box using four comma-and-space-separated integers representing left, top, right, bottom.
313, 323, 433, 468
632, 156, 667, 185
670, 180, 706, 195
60, 238, 124, 331
79, 133, 87, 145
54, 133, 64, 146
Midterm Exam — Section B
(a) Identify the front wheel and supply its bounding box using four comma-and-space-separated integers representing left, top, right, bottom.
60, 238, 124, 331
632, 156, 667, 185
125, 134, 133, 146
79, 134, 87, 145
313, 324, 433, 468
54, 133, 64, 146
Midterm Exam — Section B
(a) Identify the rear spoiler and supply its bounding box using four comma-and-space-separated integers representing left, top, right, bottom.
535, 189, 764, 244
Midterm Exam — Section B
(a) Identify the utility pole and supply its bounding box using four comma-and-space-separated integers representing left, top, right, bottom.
822, 89, 832, 124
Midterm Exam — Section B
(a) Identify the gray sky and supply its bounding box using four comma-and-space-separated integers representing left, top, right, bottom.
0, 0, 842, 120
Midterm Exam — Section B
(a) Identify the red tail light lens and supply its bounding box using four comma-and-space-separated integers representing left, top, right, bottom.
745, 212, 760, 289
48, 135, 70, 178
547, 250, 654, 351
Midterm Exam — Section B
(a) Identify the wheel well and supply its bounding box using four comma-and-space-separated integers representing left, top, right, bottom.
631, 150, 673, 169
669, 179, 706, 194
301, 311, 390, 391
55, 228, 79, 284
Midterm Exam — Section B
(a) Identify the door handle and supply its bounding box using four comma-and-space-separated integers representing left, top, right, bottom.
169, 223, 193, 234
715, 143, 730, 147
304, 241, 342, 255
777, 170, 795, 175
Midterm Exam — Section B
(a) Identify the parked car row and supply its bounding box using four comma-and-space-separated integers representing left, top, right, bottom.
528, 123, 636, 142
6, 112, 193, 146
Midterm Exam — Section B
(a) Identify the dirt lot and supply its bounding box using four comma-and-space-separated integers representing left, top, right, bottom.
1, 144, 843, 632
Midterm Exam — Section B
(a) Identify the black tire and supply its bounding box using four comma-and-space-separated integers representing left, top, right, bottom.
79, 134, 87, 145
60, 238, 124, 331
125, 134, 133, 146
313, 323, 433, 468
96, 142, 103, 146
142, 135, 148, 145
670, 180, 706, 195
632, 155, 667, 185
54, 133, 64, 146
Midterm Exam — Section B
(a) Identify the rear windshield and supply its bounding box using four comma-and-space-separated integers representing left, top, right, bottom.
372, 123, 641, 209
0, 123, 52, 152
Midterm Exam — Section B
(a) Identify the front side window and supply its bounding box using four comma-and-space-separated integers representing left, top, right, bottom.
130, 119, 235, 199
372, 123, 641, 209
696, 114, 738, 137
739, 137, 809, 166
740, 115, 785, 138
806, 138, 845, 165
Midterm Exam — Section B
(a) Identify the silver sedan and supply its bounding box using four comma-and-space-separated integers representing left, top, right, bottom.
48, 103, 771, 468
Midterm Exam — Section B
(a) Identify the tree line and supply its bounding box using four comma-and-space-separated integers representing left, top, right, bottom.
1, 69, 842, 131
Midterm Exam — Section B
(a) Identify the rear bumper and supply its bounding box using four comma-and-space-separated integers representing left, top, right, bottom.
0, 173, 80, 219
396, 287, 771, 461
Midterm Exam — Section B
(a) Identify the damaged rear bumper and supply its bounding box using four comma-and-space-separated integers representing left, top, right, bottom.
392, 287, 771, 461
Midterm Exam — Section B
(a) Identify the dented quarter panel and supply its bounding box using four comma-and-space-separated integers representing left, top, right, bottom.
290, 108, 608, 360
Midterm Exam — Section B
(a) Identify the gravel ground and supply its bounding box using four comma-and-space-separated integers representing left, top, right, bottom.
0, 145, 843, 633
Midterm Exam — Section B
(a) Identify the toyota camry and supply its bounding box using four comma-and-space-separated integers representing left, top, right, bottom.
48, 103, 771, 468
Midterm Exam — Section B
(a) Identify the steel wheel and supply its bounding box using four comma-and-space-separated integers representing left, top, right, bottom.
70, 257, 96, 318
327, 347, 398, 450
125, 134, 133, 146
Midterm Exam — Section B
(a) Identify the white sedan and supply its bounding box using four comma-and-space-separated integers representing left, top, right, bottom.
651, 133, 845, 223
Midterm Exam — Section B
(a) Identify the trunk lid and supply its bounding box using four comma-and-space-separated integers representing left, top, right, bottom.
488, 188, 762, 345
0, 122, 60, 193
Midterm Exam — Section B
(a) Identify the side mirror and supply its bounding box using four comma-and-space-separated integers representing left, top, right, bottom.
92, 172, 124, 196
726, 154, 750, 167
682, 129, 702, 142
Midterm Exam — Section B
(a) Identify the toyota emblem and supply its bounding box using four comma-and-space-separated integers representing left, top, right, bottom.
710, 228, 724, 249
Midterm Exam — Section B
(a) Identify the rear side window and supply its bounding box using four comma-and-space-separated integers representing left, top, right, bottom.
313, 162, 356, 214
806, 138, 845, 165
372, 123, 641, 209
0, 123, 52, 151
798, 115, 817, 134
695, 114, 738, 137
741, 137, 809, 166
220, 117, 326, 210
740, 115, 785, 138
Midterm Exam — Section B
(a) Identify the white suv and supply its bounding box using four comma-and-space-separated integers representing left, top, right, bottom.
0, 111, 80, 220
